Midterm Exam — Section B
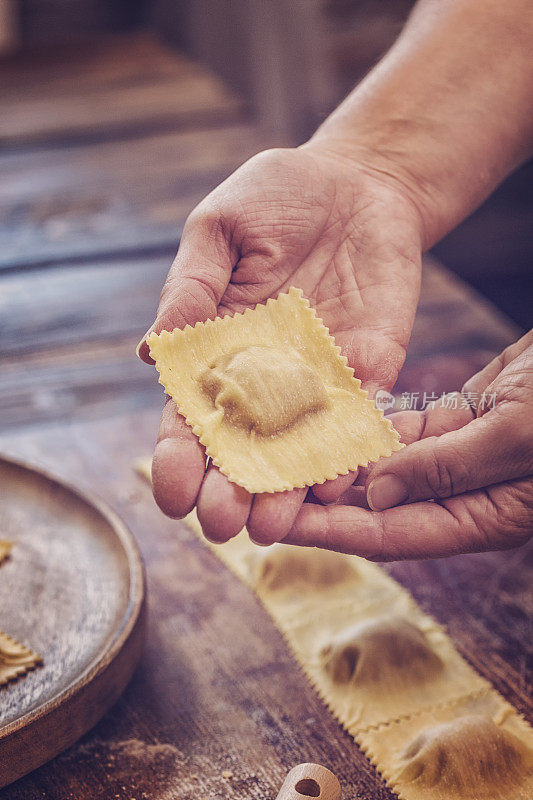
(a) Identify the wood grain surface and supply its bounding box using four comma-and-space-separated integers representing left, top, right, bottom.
0, 33, 244, 149
0, 456, 146, 788
0, 406, 530, 800
0, 124, 275, 270
0, 28, 530, 800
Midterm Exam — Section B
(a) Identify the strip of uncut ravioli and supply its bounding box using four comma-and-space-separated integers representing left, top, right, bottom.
147, 287, 402, 493
134, 463, 533, 798
175, 506, 531, 800
361, 692, 533, 800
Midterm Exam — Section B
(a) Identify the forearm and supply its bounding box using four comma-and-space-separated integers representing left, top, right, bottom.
306, 0, 533, 249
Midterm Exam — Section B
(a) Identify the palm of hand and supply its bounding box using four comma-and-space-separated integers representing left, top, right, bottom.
157, 147, 422, 394
146, 146, 423, 545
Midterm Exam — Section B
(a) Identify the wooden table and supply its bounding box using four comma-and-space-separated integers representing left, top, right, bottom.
0, 32, 531, 800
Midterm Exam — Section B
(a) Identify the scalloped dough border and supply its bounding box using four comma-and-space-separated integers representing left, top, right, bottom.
134, 464, 533, 799
191, 513, 533, 798
147, 287, 402, 493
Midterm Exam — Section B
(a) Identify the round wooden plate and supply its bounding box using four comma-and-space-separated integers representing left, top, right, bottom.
0, 454, 146, 788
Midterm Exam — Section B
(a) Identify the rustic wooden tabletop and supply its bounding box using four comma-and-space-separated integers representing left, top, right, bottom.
0, 32, 530, 800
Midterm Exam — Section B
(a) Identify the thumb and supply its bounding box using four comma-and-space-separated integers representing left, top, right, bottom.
137, 209, 233, 364
366, 409, 533, 510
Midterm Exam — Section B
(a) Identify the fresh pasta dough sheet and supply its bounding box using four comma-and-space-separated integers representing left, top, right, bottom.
176, 507, 532, 800
147, 287, 401, 493
135, 459, 533, 799
360, 692, 533, 800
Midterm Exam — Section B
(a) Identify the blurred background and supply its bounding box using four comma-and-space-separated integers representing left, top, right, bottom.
1, 0, 531, 433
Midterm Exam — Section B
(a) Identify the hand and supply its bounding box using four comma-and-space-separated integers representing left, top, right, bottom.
138, 145, 424, 544
284, 331, 533, 559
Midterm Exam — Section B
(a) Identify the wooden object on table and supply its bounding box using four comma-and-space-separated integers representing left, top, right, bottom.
276, 763, 341, 799
0, 455, 146, 789
0, 28, 529, 800
0, 408, 530, 800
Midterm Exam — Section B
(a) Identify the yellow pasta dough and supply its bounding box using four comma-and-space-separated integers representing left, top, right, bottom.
0, 631, 42, 686
173, 511, 490, 729
147, 287, 402, 493
0, 539, 12, 566
289, 595, 489, 730
134, 456, 152, 483
360, 693, 533, 800
320, 616, 443, 687
247, 543, 359, 594
398, 717, 530, 797
134, 464, 533, 800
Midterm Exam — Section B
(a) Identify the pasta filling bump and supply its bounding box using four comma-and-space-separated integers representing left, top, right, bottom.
148, 288, 402, 493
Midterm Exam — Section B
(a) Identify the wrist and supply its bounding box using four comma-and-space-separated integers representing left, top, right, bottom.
303, 0, 533, 252
301, 131, 442, 251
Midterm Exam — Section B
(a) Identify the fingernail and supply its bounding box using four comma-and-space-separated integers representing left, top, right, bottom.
367, 475, 408, 511
135, 330, 155, 363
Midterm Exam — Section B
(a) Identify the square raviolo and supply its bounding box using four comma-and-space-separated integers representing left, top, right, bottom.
359, 693, 533, 800
147, 287, 401, 493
